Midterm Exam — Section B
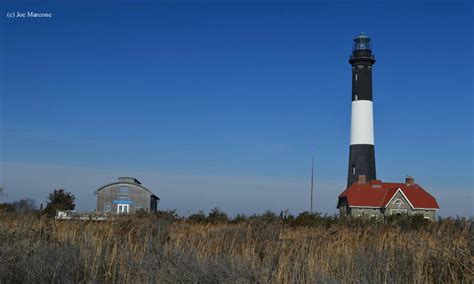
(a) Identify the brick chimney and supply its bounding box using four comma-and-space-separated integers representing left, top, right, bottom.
357, 175, 367, 184
406, 176, 415, 186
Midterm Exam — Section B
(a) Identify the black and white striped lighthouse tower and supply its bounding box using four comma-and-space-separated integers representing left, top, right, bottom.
347, 33, 376, 187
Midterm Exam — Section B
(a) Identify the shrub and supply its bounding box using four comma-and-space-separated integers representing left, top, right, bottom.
153, 209, 180, 223
12, 199, 37, 212
188, 210, 207, 223
385, 214, 431, 231
260, 210, 279, 222
207, 207, 228, 223
231, 213, 248, 223
292, 211, 324, 227
0, 203, 15, 212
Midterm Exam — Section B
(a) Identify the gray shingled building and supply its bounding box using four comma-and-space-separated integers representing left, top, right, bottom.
95, 177, 159, 214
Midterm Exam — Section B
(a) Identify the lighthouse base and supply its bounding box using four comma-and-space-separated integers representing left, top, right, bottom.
347, 144, 376, 187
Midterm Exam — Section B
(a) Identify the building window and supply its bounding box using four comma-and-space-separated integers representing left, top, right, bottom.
119, 186, 129, 193
105, 203, 111, 212
352, 165, 356, 175
355, 94, 358, 101
355, 73, 358, 81
117, 193, 129, 200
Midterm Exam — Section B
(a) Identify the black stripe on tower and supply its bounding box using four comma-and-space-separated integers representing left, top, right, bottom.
347, 144, 376, 187
350, 46, 375, 102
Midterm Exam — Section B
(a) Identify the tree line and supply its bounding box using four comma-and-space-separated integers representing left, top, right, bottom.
0, 188, 75, 216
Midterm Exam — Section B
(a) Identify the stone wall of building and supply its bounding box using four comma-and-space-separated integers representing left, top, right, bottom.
350, 207, 384, 219
412, 209, 436, 220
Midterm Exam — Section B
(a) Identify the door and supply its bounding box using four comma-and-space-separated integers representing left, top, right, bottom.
117, 204, 129, 214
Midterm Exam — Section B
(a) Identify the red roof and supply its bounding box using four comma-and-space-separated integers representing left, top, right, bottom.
338, 180, 439, 209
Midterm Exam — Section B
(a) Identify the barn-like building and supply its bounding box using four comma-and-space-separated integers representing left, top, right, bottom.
95, 177, 159, 214
337, 176, 439, 220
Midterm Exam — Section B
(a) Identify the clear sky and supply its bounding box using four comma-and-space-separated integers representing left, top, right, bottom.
1, 1, 472, 217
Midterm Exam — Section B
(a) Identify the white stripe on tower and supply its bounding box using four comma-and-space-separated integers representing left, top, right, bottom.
350, 100, 374, 145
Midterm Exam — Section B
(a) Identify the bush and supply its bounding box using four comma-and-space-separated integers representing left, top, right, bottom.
385, 214, 432, 231
0, 203, 16, 212
260, 210, 279, 222
231, 213, 248, 223
292, 211, 324, 227
12, 199, 36, 212
0, 199, 37, 213
188, 210, 207, 223
153, 209, 180, 223
207, 207, 228, 223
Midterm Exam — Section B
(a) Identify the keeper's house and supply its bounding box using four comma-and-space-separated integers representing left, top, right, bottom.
337, 176, 439, 220
95, 177, 159, 214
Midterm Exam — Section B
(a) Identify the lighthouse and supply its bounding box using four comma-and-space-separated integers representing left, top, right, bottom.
347, 33, 376, 187
338, 34, 439, 220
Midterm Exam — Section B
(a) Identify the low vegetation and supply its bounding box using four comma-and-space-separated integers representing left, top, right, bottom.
0, 211, 472, 283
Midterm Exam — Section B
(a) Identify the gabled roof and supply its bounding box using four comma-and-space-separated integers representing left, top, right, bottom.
338, 180, 439, 209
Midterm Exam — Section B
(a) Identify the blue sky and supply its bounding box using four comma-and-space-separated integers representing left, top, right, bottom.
1, 1, 472, 217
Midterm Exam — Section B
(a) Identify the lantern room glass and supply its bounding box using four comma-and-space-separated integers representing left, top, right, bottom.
353, 34, 371, 51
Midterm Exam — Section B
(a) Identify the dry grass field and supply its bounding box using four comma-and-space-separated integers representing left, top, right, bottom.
0, 212, 472, 283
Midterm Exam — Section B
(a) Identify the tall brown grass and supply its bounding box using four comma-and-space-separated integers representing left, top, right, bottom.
0, 213, 472, 283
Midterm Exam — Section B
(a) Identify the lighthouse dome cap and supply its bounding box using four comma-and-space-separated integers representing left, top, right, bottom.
355, 32, 370, 39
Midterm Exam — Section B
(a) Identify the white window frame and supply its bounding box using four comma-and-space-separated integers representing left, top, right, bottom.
117, 204, 130, 214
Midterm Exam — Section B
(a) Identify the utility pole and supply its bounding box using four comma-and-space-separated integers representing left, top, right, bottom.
310, 155, 314, 213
